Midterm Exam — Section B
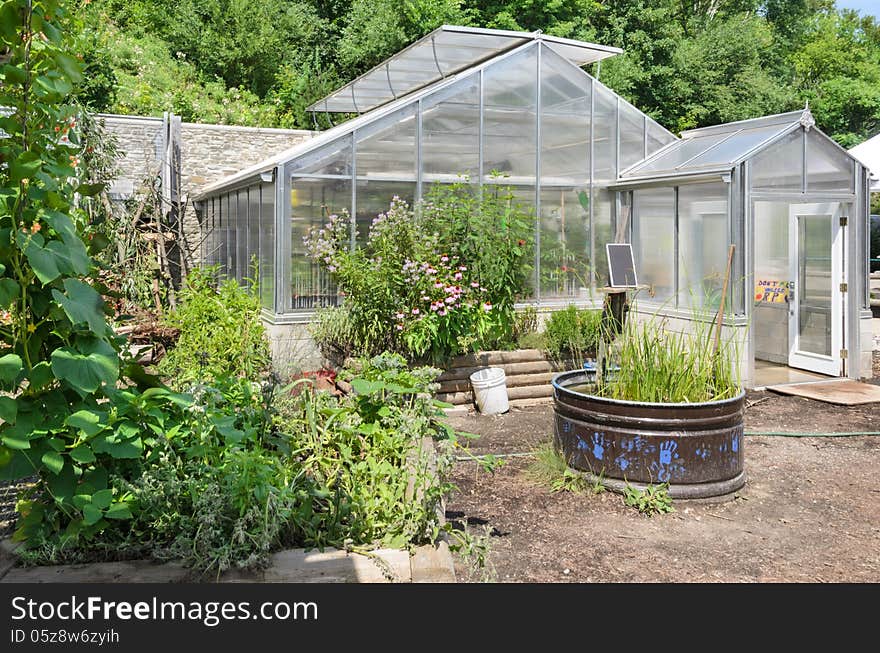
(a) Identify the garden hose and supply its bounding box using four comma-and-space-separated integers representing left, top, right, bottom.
744, 430, 880, 437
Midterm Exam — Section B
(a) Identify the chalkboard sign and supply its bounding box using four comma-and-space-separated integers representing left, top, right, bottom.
606, 243, 638, 287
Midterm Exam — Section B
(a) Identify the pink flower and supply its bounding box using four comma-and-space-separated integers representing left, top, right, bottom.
395, 312, 405, 320
434, 281, 444, 289
445, 296, 456, 304
412, 308, 420, 315
396, 324, 404, 331
440, 255, 449, 263
453, 272, 462, 280
470, 281, 479, 288
438, 309, 447, 316
422, 295, 430, 301
482, 302, 492, 312
459, 266, 467, 272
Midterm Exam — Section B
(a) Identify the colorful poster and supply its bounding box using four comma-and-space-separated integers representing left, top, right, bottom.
755, 279, 792, 303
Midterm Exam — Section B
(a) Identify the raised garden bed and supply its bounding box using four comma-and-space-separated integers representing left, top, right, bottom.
436, 349, 575, 407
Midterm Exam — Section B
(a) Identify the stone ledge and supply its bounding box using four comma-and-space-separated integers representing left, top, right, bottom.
0, 540, 455, 584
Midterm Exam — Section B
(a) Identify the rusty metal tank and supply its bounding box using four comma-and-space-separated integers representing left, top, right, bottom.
552, 370, 745, 500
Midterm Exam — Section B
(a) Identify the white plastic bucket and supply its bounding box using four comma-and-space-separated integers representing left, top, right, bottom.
469, 367, 509, 415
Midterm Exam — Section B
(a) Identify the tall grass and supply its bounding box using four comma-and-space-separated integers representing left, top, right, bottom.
596, 315, 741, 403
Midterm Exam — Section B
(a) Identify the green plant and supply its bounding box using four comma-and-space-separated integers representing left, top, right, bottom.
158, 266, 270, 387
526, 443, 603, 495
304, 185, 534, 365
598, 315, 740, 403
0, 0, 153, 548
622, 482, 675, 516
543, 305, 605, 363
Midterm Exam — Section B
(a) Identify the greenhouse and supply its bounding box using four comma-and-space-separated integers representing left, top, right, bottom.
612, 108, 873, 383
194, 25, 873, 386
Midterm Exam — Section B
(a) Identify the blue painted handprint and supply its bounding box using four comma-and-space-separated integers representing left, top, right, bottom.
591, 432, 605, 461
695, 444, 711, 460
615, 454, 630, 471
562, 419, 572, 434
659, 440, 677, 465
656, 440, 678, 482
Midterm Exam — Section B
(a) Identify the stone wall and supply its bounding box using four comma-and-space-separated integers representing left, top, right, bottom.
96, 113, 313, 262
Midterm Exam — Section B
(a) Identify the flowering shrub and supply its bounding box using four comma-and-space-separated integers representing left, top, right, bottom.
305, 186, 533, 363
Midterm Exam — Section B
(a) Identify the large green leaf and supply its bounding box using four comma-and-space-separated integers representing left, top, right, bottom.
50, 339, 118, 395
0, 353, 22, 386
105, 503, 132, 520
0, 396, 16, 424
9, 151, 41, 182
52, 279, 111, 336
69, 445, 96, 464
91, 433, 143, 459
81, 504, 103, 526
0, 278, 19, 309
18, 230, 90, 284
41, 451, 64, 475
27, 361, 54, 392
66, 409, 107, 437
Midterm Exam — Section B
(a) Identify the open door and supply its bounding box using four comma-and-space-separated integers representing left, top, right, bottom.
787, 203, 844, 376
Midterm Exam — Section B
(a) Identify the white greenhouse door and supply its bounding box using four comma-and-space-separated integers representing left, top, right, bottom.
787, 203, 844, 376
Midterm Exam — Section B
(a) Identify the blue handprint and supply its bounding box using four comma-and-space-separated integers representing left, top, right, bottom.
615, 454, 630, 471
562, 420, 572, 434
656, 440, 678, 482
731, 430, 741, 453
659, 440, 677, 465
591, 432, 605, 461
695, 444, 711, 460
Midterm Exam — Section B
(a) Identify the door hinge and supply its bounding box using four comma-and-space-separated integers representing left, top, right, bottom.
839, 282, 848, 293
840, 349, 848, 360
839, 216, 848, 226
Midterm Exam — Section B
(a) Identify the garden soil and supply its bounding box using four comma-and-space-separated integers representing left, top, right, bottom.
445, 352, 880, 582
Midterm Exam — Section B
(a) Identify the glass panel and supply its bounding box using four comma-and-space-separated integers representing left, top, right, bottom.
753, 201, 790, 362
684, 125, 787, 170
539, 45, 590, 185
806, 131, 854, 192
289, 176, 350, 310
259, 182, 275, 311
619, 101, 646, 171
593, 190, 614, 287
236, 189, 248, 282
421, 76, 480, 183
633, 187, 675, 304
646, 119, 676, 158
751, 129, 803, 192
677, 183, 729, 309
288, 139, 353, 176
356, 105, 417, 181
592, 83, 617, 184
354, 180, 416, 247
539, 187, 590, 299
483, 46, 537, 184
627, 133, 728, 176
226, 193, 236, 279
248, 185, 260, 286
797, 213, 832, 357
487, 184, 536, 299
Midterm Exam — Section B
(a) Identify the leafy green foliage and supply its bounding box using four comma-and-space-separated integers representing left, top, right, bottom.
527, 443, 599, 494
598, 316, 741, 403
623, 481, 674, 516
0, 0, 144, 546
65, 0, 880, 147
306, 187, 533, 364
543, 305, 604, 363
158, 267, 270, 386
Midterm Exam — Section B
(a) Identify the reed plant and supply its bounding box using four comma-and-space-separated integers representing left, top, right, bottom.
596, 314, 741, 403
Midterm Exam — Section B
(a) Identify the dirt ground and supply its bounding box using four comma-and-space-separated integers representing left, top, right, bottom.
445, 353, 880, 583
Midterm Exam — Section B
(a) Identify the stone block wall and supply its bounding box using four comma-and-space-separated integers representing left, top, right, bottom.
97, 113, 313, 262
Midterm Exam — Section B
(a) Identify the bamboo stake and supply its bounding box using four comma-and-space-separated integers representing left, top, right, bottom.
713, 244, 736, 357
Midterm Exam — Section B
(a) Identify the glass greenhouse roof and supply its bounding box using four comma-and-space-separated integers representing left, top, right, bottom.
307, 25, 621, 115
619, 109, 816, 181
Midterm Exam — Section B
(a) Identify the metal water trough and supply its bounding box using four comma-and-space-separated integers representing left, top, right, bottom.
552, 370, 745, 500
